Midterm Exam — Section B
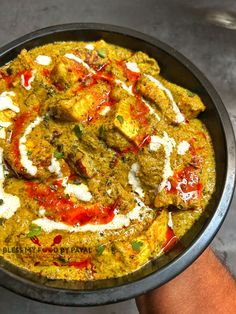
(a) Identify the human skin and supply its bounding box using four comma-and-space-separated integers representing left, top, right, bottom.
136, 248, 236, 314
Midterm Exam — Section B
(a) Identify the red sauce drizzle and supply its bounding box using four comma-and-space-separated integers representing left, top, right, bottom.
73, 62, 113, 93
138, 134, 151, 148
86, 89, 113, 123
22, 69, 33, 88
10, 108, 39, 170
162, 226, 178, 252
12, 111, 31, 138
126, 68, 140, 83
68, 258, 91, 269
25, 182, 119, 226
1, 68, 34, 89
116, 60, 140, 84
166, 165, 202, 201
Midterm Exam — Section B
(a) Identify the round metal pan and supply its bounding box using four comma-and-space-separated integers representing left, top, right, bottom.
0, 23, 235, 306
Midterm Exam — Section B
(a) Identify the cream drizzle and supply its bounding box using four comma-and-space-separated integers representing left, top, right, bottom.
128, 163, 144, 198
168, 211, 174, 228
64, 181, 92, 202
142, 99, 161, 121
85, 43, 94, 50
48, 158, 93, 202
145, 74, 185, 123
19, 116, 43, 176
32, 197, 152, 233
0, 92, 19, 113
99, 106, 111, 116
35, 55, 52, 65
126, 61, 140, 73
65, 53, 96, 73
177, 140, 190, 155
149, 132, 176, 192
48, 155, 63, 178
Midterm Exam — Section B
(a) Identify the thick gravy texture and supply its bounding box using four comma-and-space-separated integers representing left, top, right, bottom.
0, 41, 215, 280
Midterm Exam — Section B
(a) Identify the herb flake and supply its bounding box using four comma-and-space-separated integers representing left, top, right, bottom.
73, 124, 83, 139
53, 150, 64, 159
97, 49, 106, 58
27, 225, 42, 238
187, 90, 195, 97
116, 115, 124, 124
96, 244, 105, 256
131, 241, 143, 252
99, 125, 105, 139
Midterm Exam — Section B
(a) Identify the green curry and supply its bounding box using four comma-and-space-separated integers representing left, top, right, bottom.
0, 40, 215, 280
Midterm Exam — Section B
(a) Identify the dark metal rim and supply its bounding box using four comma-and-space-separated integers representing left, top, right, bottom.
0, 23, 235, 306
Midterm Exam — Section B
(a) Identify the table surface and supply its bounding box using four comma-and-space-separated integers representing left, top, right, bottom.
0, 0, 235, 313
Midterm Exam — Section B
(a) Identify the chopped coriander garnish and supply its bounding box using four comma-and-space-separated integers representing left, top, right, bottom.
27, 225, 42, 238
99, 125, 105, 139
187, 90, 195, 97
131, 240, 143, 252
73, 124, 83, 139
53, 150, 64, 159
116, 115, 124, 124
97, 49, 106, 58
96, 244, 105, 256
27, 150, 32, 156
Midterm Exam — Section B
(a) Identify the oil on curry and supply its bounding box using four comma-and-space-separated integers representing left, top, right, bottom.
0, 40, 215, 280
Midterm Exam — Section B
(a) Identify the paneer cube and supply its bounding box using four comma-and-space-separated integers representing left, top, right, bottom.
51, 94, 95, 122
50, 82, 111, 122
114, 97, 140, 143
51, 57, 88, 90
